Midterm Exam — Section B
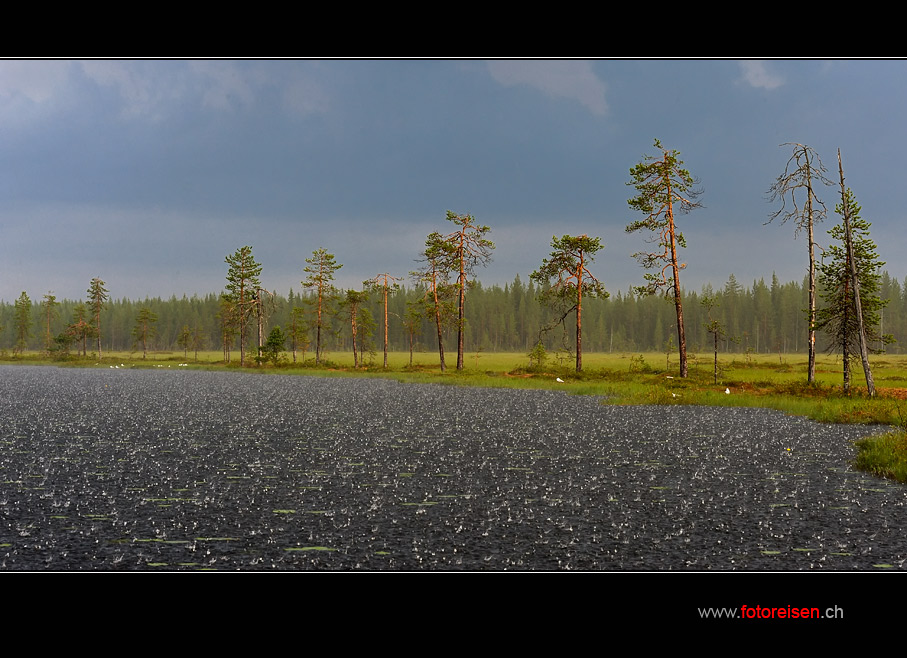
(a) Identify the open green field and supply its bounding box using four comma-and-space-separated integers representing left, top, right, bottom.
5, 348, 907, 483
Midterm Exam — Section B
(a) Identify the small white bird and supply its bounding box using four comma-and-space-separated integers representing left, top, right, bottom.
556, 377, 565, 383
725, 387, 730, 395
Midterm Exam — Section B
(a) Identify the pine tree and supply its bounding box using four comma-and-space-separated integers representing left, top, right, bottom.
14, 292, 33, 355
530, 234, 607, 372
443, 212, 494, 370
627, 139, 702, 377
302, 248, 342, 364
87, 277, 109, 358
177, 325, 192, 359
224, 246, 263, 367
815, 188, 891, 391
68, 302, 94, 357
411, 232, 457, 372
288, 306, 309, 364
132, 307, 158, 359
343, 289, 369, 368
42, 292, 60, 353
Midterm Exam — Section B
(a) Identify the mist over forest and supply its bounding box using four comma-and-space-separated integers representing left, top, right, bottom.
2, 269, 905, 358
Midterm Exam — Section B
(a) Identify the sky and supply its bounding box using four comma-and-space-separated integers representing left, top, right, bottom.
1, 59, 904, 303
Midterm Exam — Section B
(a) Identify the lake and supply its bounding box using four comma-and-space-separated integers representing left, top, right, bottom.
0, 366, 903, 570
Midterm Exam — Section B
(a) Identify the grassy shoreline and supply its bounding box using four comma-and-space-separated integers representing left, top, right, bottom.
4, 349, 906, 483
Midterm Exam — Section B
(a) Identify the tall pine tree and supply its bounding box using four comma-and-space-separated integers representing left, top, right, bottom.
224, 246, 263, 367
815, 188, 891, 391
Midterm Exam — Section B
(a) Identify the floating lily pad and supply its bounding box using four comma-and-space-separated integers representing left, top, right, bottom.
285, 546, 338, 552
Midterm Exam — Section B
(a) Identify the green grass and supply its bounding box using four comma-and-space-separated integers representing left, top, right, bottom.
6, 348, 907, 482
853, 432, 907, 483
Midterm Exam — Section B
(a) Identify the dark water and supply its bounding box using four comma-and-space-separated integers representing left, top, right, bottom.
0, 366, 903, 571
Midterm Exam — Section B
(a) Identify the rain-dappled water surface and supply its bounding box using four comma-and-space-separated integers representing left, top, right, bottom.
0, 365, 904, 571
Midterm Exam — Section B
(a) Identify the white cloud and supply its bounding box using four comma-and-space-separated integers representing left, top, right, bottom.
78, 60, 329, 120
486, 60, 608, 115
0, 60, 71, 104
283, 74, 330, 116
189, 60, 259, 111
739, 60, 784, 90
79, 60, 187, 120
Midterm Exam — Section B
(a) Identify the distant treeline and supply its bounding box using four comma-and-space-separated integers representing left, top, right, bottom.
1, 271, 905, 357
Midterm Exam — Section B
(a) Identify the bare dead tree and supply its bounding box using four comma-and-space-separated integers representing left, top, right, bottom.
255, 287, 276, 364
766, 143, 833, 383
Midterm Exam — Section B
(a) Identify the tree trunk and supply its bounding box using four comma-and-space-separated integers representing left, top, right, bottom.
457, 238, 466, 370
667, 200, 687, 377
838, 150, 875, 396
257, 289, 263, 365
383, 285, 389, 368
843, 274, 851, 393
713, 332, 719, 385
432, 272, 446, 372
435, 304, 446, 372
805, 150, 817, 384
351, 308, 359, 368
315, 289, 323, 365
576, 251, 584, 373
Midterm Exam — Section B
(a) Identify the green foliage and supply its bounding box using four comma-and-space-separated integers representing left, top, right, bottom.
42, 292, 60, 352
444, 211, 495, 370
132, 307, 158, 359
66, 302, 95, 357
224, 246, 263, 367
51, 331, 75, 359
218, 294, 239, 364
343, 289, 370, 368
177, 325, 192, 357
853, 432, 907, 483
629, 353, 653, 374
402, 302, 423, 366
303, 248, 342, 364
527, 341, 548, 370
412, 231, 459, 372
87, 277, 109, 358
357, 306, 377, 366
701, 293, 732, 384
288, 306, 310, 364
257, 325, 287, 366
815, 189, 892, 372
365, 273, 402, 368
531, 234, 607, 372
7, 266, 907, 359
626, 139, 699, 378
13, 291, 32, 355
626, 139, 701, 296
532, 235, 607, 304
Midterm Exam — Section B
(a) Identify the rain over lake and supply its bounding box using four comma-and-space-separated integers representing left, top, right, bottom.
0, 365, 904, 571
